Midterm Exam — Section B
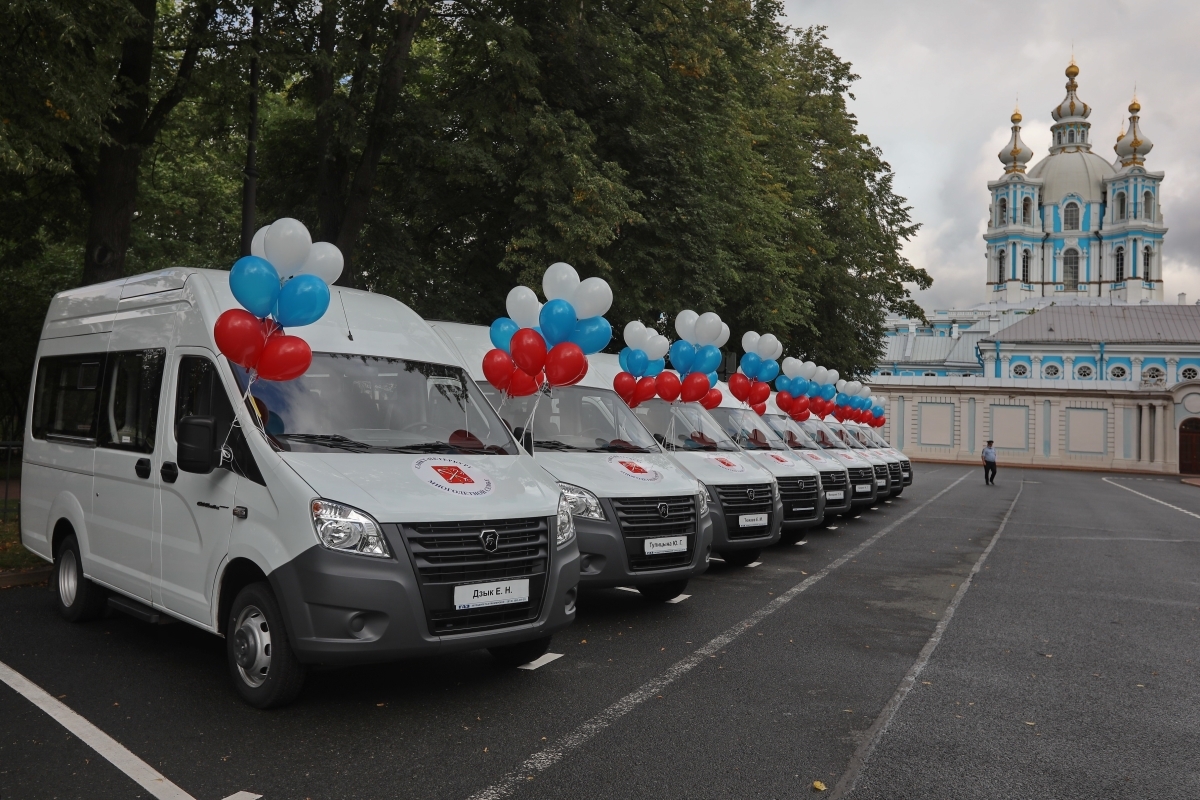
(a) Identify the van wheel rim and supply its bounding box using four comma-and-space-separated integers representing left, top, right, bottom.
58, 550, 78, 607
233, 605, 272, 688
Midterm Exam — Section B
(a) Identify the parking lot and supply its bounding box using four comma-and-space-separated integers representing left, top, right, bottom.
2, 466, 1199, 800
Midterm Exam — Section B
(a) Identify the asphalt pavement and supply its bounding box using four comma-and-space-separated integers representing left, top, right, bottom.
1, 466, 1197, 800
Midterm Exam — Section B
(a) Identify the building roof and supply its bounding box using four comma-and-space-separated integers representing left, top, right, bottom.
988, 304, 1200, 344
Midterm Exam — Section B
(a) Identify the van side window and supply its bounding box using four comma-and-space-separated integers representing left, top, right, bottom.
174, 356, 264, 485
97, 349, 166, 452
31, 354, 105, 442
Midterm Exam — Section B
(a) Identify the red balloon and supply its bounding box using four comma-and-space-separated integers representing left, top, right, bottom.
566, 357, 589, 386
749, 380, 770, 405
681, 372, 710, 403
700, 388, 722, 410
751, 402, 767, 416
508, 368, 543, 397
483, 348, 516, 391
614, 371, 637, 404
634, 376, 658, 404
776, 391, 793, 412
656, 371, 682, 402
792, 409, 810, 422
728, 372, 750, 402
215, 309, 268, 368
792, 395, 810, 413
545, 342, 586, 387
510, 328, 547, 375
256, 334, 312, 381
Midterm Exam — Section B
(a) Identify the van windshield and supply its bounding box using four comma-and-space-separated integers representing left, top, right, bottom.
762, 414, 822, 451
798, 418, 849, 450
477, 384, 658, 453
846, 425, 879, 448
706, 407, 789, 451
631, 400, 740, 452
823, 419, 867, 449
232, 354, 518, 455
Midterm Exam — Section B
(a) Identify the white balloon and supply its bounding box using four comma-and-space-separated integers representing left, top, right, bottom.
250, 225, 270, 259
631, 326, 655, 351
861, 386, 872, 398
264, 218, 312, 275
714, 323, 731, 348
741, 331, 760, 354
835, 379, 846, 392
675, 310, 698, 342
827, 369, 840, 385
506, 286, 542, 329
543, 262, 580, 301
570, 276, 612, 319
772, 340, 784, 360
756, 333, 779, 359
297, 241, 344, 284
645, 334, 671, 360
782, 357, 801, 378
813, 366, 828, 385
623, 320, 647, 349
800, 361, 817, 379
845, 381, 863, 396
693, 312, 723, 345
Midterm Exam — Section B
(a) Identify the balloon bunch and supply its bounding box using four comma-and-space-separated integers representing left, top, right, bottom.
727, 331, 782, 415
829, 381, 887, 427
768, 358, 838, 420
214, 217, 341, 382
483, 263, 613, 396
612, 321, 667, 408
667, 310, 727, 409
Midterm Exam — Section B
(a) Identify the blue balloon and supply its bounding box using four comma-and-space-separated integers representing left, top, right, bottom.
834, 392, 847, 406
645, 358, 666, 377
490, 317, 520, 352
740, 352, 762, 381
274, 274, 330, 327
693, 344, 722, 375
627, 348, 649, 378
791, 378, 808, 396
707, 371, 718, 388
805, 380, 820, 397
619, 347, 631, 373
569, 316, 612, 354
774, 376, 791, 394
669, 340, 696, 374
539, 299, 577, 346
758, 359, 780, 383
229, 256, 280, 318
872, 406, 883, 418
820, 384, 836, 400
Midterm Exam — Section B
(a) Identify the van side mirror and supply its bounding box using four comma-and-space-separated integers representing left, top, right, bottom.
177, 416, 217, 474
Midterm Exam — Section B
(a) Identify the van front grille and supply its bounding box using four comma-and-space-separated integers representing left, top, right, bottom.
901, 460, 913, 485
611, 496, 697, 572
715, 483, 774, 540
777, 476, 820, 521
887, 462, 902, 484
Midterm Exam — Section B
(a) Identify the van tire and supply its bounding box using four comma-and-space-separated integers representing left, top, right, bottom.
489, 635, 552, 667
720, 549, 761, 567
226, 582, 306, 709
54, 534, 107, 622
637, 579, 688, 602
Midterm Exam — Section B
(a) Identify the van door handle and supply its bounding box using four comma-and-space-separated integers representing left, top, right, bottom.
135, 458, 151, 479
160, 462, 179, 483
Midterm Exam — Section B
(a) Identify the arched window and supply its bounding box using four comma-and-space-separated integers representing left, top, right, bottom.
1143, 191, 1154, 220
997, 198, 1007, 226
878, 371, 893, 377
1144, 366, 1164, 383
1063, 202, 1080, 230
1022, 197, 1032, 225
1012, 363, 1028, 377
1068, 129, 1075, 143
1056, 131, 1063, 145
1114, 247, 1125, 282
923, 371, 937, 377
1076, 364, 1093, 379
996, 249, 1006, 281
1063, 248, 1079, 289
1182, 366, 1199, 381
1143, 246, 1153, 279
1117, 192, 1127, 220
1110, 365, 1127, 380
1044, 364, 1060, 378
1021, 250, 1031, 284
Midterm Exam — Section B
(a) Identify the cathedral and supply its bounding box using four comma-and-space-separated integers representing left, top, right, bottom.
985, 61, 1166, 303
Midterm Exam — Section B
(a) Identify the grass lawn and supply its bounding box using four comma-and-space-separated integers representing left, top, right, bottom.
0, 503, 45, 572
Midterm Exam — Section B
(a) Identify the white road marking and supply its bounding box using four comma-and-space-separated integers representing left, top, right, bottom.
1011, 536, 1197, 542
222, 793, 263, 800
828, 480, 1024, 799
1102, 477, 1200, 520
664, 594, 691, 604
0, 660, 197, 800
746, 561, 762, 568
517, 653, 564, 671
794, 540, 808, 546
465, 471, 973, 800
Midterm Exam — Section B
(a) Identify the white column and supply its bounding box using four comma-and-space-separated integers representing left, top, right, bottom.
982, 353, 996, 379
1168, 357, 1179, 385
1001, 355, 1012, 378
1139, 403, 1150, 463
1032, 355, 1043, 377
1063, 355, 1075, 379
1154, 402, 1166, 464
1132, 356, 1144, 383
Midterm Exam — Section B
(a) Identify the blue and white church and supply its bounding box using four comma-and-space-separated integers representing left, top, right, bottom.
986, 61, 1166, 304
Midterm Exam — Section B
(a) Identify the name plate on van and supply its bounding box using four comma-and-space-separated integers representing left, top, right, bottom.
645, 535, 688, 555
825, 490, 844, 501
454, 579, 529, 610
739, 513, 768, 528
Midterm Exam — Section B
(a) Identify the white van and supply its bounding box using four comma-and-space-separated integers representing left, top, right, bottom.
430, 323, 712, 601
793, 416, 879, 511
22, 269, 580, 708
759, 399, 852, 520
591, 357, 782, 567
704, 384, 824, 543
847, 422, 912, 493
820, 416, 893, 497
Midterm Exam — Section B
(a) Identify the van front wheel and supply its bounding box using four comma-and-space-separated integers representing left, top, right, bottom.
55, 534, 108, 622
489, 635, 552, 667
226, 582, 306, 709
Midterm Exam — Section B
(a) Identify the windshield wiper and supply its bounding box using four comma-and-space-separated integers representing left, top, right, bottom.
531, 439, 584, 451
279, 433, 370, 452
588, 444, 653, 453
386, 443, 459, 454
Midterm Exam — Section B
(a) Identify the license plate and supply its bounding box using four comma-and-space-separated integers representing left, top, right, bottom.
454, 579, 529, 610
877, 479, 887, 487
645, 535, 688, 555
826, 490, 844, 500
855, 484, 871, 493
902, 471, 910, 478
739, 513, 768, 528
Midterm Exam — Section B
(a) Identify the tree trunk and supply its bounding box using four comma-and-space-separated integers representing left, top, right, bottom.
240, 4, 262, 256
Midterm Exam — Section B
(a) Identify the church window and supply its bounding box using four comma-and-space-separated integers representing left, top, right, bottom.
1182, 367, 1199, 381
996, 249, 1006, 281
1063, 249, 1079, 289
1117, 192, 1127, 220
1021, 250, 1031, 284
1143, 191, 1154, 220
1076, 365, 1093, 379
1056, 131, 1063, 145
997, 198, 1007, 226
1012, 363, 1028, 377
1044, 364, 1060, 378
1114, 247, 1125, 282
1144, 366, 1165, 382
878, 371, 892, 377
1109, 365, 1127, 380
1022, 197, 1032, 224
1063, 202, 1079, 230
923, 372, 937, 377
1143, 246, 1153, 278
1068, 129, 1075, 144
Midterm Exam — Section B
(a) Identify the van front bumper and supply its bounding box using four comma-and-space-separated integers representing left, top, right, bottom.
575, 498, 711, 589
269, 521, 579, 666
706, 484, 783, 552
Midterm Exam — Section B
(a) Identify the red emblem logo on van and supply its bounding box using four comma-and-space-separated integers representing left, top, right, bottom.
618, 460, 648, 474
715, 457, 736, 468
432, 465, 474, 484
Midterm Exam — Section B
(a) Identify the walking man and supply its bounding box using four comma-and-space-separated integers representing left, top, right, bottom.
982, 440, 997, 485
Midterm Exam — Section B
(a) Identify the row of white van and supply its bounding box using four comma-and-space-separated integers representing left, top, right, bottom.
20, 270, 910, 708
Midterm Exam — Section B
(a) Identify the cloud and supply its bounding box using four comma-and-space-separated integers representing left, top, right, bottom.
783, 0, 1200, 309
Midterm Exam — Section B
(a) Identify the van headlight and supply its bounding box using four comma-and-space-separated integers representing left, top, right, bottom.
558, 482, 605, 521
311, 499, 390, 558
556, 492, 577, 547
697, 481, 711, 516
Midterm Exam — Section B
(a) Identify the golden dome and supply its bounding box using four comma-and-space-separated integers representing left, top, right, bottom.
1011, 108, 1022, 125
1129, 97, 1141, 114
1065, 61, 1079, 79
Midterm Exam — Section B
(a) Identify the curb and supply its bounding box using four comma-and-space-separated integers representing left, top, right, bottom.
0, 567, 53, 589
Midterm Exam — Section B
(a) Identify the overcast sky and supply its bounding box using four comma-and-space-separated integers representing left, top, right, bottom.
781, 0, 1200, 311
